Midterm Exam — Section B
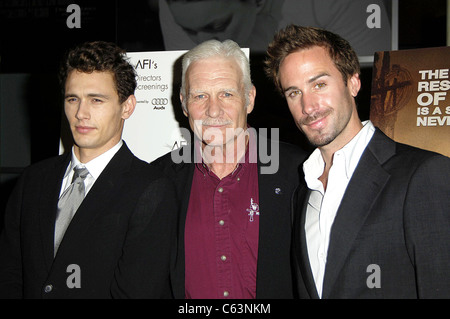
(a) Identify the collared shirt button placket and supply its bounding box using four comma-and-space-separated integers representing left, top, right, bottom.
214, 182, 232, 299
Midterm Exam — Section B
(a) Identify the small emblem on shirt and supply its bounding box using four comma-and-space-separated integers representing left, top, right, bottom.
246, 198, 260, 222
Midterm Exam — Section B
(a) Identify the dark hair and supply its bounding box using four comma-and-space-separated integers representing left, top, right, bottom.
265, 25, 360, 95
59, 41, 136, 103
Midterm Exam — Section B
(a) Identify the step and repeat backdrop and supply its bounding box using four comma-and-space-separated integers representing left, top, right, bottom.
7, 1, 439, 170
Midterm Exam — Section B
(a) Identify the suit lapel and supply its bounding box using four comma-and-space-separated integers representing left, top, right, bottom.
256, 165, 281, 296
257, 169, 275, 251
39, 154, 71, 270
256, 146, 300, 297
321, 130, 394, 298
170, 147, 195, 299
294, 185, 321, 299
54, 144, 133, 259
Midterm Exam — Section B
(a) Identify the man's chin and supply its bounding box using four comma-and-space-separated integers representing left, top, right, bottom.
307, 133, 334, 148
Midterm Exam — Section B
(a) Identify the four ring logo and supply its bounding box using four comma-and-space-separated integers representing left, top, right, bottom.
152, 98, 169, 105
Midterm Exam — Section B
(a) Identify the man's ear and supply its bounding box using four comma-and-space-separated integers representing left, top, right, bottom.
348, 73, 361, 97
122, 95, 136, 119
246, 85, 256, 114
180, 93, 188, 117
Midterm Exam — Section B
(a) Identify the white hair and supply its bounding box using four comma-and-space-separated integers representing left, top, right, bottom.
180, 39, 253, 111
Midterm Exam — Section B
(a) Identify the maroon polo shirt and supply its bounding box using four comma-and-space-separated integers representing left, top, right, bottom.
185, 138, 260, 299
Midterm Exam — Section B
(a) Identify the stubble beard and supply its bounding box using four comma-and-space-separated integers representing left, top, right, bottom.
301, 107, 350, 148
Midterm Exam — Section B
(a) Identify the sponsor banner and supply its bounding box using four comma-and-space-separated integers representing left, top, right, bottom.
370, 46, 450, 157
123, 50, 188, 162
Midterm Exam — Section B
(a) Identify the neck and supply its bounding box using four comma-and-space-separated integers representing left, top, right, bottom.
318, 117, 363, 191
202, 135, 248, 179
74, 139, 121, 164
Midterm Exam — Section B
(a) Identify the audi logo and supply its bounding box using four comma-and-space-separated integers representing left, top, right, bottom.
152, 98, 169, 105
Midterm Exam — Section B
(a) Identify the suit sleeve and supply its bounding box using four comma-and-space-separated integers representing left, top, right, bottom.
0, 173, 25, 298
111, 176, 178, 298
404, 154, 450, 298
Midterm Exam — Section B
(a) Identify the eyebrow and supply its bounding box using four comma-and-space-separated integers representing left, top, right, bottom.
282, 72, 330, 94
188, 88, 239, 95
64, 93, 110, 99
308, 72, 330, 84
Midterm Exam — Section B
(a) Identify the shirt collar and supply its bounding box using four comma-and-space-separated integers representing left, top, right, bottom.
339, 120, 375, 179
303, 120, 375, 190
195, 127, 257, 178
66, 140, 123, 179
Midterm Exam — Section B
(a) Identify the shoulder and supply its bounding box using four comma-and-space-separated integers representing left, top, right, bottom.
372, 129, 448, 168
395, 143, 450, 178
278, 140, 309, 159
254, 129, 309, 162
262, 138, 309, 167
20, 154, 68, 177
149, 147, 195, 197
395, 140, 446, 162
367, 129, 449, 183
151, 149, 176, 168
257, 139, 308, 183
150, 145, 193, 173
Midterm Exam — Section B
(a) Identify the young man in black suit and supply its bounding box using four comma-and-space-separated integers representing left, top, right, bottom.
0, 41, 177, 298
265, 25, 450, 298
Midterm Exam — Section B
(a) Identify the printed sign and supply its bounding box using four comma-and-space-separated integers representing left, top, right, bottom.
123, 50, 188, 162
370, 46, 450, 157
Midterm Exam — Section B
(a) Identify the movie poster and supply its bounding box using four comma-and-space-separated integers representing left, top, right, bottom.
370, 46, 450, 157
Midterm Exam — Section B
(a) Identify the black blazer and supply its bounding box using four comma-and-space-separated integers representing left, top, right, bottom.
0, 143, 177, 298
292, 128, 450, 298
153, 136, 308, 299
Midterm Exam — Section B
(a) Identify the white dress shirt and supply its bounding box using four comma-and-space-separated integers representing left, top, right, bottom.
303, 121, 375, 297
59, 140, 123, 198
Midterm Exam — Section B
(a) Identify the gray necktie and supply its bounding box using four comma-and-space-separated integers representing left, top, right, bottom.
54, 166, 89, 256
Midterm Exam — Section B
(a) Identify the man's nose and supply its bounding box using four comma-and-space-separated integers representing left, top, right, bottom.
301, 92, 319, 116
75, 99, 90, 120
205, 96, 222, 118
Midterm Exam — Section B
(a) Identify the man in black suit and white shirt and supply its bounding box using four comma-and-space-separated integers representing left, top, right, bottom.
0, 41, 177, 298
265, 25, 450, 298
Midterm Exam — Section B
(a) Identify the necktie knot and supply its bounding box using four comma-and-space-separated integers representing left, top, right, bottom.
72, 166, 89, 182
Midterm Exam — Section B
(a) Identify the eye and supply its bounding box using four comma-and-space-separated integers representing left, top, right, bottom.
286, 89, 301, 98
223, 91, 233, 98
92, 98, 104, 103
189, 93, 207, 103
314, 82, 326, 90
65, 97, 78, 103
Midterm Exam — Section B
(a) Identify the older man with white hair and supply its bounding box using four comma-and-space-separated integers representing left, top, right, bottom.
154, 39, 308, 299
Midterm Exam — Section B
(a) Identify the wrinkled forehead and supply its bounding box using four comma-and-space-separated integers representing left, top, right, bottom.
186, 57, 244, 88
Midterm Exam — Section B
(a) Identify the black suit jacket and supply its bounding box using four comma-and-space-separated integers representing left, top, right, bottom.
292, 128, 450, 298
153, 136, 308, 299
0, 143, 177, 298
